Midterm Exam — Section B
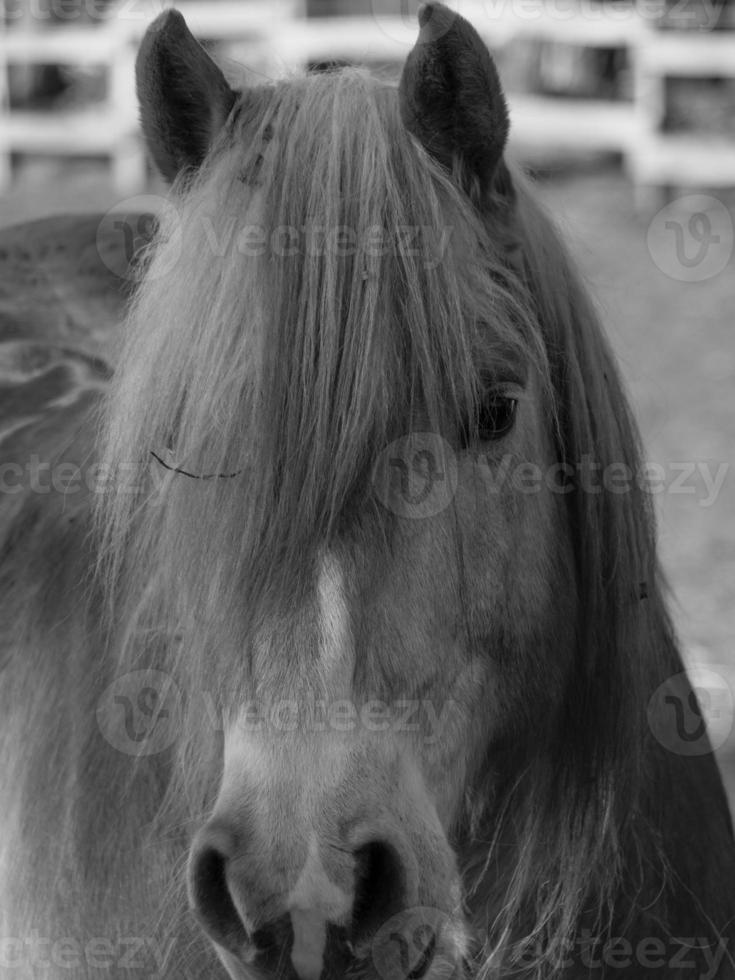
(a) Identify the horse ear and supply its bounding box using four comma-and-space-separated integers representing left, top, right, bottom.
399, 2, 510, 201
136, 9, 236, 183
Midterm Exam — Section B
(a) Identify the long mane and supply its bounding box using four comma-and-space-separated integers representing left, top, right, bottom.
94, 67, 686, 974
96, 68, 545, 682
464, 184, 680, 973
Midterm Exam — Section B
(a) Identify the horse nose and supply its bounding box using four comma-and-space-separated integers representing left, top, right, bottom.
187, 819, 417, 975
187, 823, 254, 954
351, 835, 417, 937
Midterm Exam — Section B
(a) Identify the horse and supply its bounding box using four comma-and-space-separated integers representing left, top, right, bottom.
0, 3, 733, 978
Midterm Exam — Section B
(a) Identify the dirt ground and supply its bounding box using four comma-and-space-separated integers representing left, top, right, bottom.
1, 157, 734, 809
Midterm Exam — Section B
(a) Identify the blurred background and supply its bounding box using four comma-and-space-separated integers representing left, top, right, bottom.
0, 0, 734, 806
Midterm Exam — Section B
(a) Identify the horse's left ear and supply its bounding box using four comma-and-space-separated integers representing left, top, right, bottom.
136, 9, 236, 183
399, 2, 510, 202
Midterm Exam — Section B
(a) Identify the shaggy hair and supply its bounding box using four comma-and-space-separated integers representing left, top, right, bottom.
85, 68, 724, 976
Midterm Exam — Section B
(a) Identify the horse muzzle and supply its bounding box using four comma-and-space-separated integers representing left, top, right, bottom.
186, 739, 468, 980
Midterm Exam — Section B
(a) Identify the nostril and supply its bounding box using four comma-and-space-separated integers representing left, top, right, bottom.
188, 831, 250, 954
352, 839, 407, 941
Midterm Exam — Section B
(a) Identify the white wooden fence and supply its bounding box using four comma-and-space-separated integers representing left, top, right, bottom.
1, 0, 734, 198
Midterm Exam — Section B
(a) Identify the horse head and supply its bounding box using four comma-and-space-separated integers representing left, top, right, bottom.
87, 4, 735, 978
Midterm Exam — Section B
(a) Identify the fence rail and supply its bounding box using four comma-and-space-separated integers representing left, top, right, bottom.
1, 0, 733, 199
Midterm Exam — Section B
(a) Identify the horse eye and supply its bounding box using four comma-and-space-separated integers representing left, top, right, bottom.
476, 394, 517, 442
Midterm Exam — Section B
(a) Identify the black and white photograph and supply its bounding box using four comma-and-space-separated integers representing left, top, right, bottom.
0, 0, 734, 976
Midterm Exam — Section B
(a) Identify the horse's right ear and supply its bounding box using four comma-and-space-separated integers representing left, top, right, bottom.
399, 2, 510, 205
136, 9, 236, 183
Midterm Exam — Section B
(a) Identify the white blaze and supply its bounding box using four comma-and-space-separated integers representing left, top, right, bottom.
217, 551, 356, 980
288, 835, 353, 980
316, 551, 353, 684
